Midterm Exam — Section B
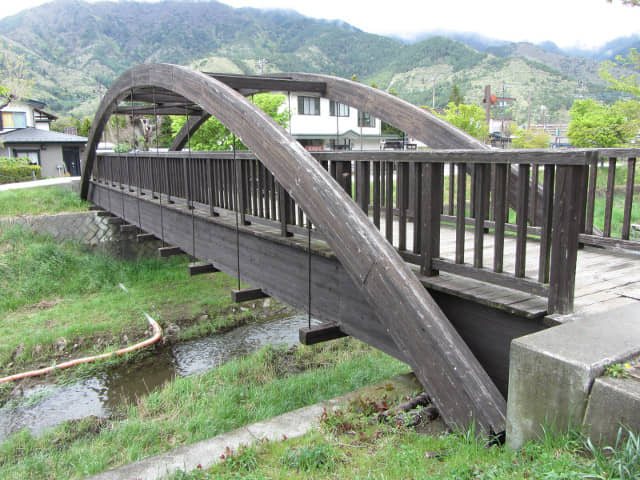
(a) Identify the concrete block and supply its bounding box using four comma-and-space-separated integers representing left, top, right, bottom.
506, 303, 640, 450
584, 377, 640, 446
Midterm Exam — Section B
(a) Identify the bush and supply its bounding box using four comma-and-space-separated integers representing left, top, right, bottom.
0, 164, 42, 184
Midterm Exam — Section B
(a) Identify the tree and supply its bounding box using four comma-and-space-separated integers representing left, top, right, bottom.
511, 127, 551, 148
0, 53, 34, 109
567, 98, 640, 147
436, 102, 488, 141
170, 93, 289, 151
600, 48, 640, 98
448, 83, 464, 106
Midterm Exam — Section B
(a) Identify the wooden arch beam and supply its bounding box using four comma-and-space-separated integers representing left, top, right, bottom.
80, 63, 505, 435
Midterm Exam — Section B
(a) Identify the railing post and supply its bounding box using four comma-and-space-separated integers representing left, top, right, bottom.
421, 162, 443, 276
548, 164, 586, 314
278, 183, 293, 237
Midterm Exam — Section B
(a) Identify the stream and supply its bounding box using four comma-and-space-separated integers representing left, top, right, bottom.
0, 314, 319, 443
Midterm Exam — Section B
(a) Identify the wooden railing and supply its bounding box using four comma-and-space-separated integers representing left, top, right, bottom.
91, 148, 640, 315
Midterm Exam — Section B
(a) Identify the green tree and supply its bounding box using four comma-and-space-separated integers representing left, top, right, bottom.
0, 53, 34, 109
511, 127, 551, 148
448, 83, 464, 106
436, 102, 488, 141
170, 93, 289, 151
567, 99, 640, 147
600, 48, 640, 98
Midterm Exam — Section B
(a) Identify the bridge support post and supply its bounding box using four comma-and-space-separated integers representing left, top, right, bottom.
421, 163, 443, 276
548, 164, 585, 314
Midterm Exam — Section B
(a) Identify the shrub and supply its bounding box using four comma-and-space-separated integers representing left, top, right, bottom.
0, 163, 42, 184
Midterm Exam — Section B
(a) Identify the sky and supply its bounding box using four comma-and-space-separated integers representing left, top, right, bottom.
2, 0, 640, 49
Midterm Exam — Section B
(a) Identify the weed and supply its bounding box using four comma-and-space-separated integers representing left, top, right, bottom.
220, 444, 259, 472
585, 427, 640, 480
280, 444, 336, 472
604, 363, 633, 379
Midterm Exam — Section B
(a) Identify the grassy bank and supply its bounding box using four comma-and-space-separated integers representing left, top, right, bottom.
0, 186, 89, 217
0, 340, 408, 479
0, 224, 261, 380
168, 397, 640, 480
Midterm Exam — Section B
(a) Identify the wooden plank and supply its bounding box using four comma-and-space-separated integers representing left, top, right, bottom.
538, 166, 554, 284
456, 163, 467, 264
492, 164, 507, 273
622, 158, 636, 240
120, 224, 139, 233
299, 323, 348, 345
421, 163, 443, 276
473, 164, 488, 268
412, 162, 423, 255
373, 161, 381, 229
385, 161, 394, 244
231, 288, 269, 303
604, 157, 617, 237
515, 164, 530, 278
158, 246, 183, 257
432, 258, 549, 297
548, 165, 584, 314
398, 162, 408, 251
137, 233, 156, 243
107, 216, 125, 225
188, 262, 220, 276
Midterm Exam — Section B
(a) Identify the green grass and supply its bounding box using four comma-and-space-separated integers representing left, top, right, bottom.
0, 186, 89, 217
0, 340, 408, 479
167, 401, 640, 480
0, 224, 250, 376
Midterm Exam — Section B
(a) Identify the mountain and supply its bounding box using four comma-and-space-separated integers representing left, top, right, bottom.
0, 0, 632, 123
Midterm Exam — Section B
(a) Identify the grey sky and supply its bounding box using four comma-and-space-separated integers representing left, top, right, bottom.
3, 0, 640, 49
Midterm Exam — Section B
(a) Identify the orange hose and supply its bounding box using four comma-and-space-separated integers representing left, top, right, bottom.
0, 289, 163, 384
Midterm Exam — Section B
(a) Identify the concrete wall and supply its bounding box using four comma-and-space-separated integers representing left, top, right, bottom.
0, 211, 162, 259
506, 302, 640, 449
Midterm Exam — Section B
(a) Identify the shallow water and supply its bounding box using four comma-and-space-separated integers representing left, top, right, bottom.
0, 314, 318, 442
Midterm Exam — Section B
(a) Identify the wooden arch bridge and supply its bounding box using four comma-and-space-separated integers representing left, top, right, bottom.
81, 64, 640, 439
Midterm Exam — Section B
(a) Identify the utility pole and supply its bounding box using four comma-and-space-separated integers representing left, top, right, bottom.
527, 90, 532, 129
432, 77, 436, 109
484, 85, 491, 126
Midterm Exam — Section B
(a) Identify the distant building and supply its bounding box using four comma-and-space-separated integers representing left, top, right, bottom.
285, 94, 401, 151
0, 99, 87, 176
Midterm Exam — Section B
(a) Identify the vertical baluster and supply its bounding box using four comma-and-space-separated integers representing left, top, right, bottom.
356, 160, 370, 214
251, 159, 258, 216
530, 164, 539, 225
622, 157, 636, 240
373, 160, 381, 229
258, 162, 265, 218
455, 163, 467, 264
473, 163, 488, 268
385, 161, 393, 244
269, 172, 277, 220
421, 162, 443, 276
538, 165, 555, 284
398, 162, 408, 251
493, 164, 507, 273
448, 163, 455, 216
412, 163, 423, 255
278, 183, 292, 237
604, 157, 616, 237
182, 157, 190, 207
515, 164, 530, 278
585, 153, 598, 234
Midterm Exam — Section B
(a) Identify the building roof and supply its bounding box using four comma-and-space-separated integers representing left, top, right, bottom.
0, 127, 87, 144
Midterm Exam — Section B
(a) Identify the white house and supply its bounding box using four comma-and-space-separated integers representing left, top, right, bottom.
0, 99, 87, 176
285, 94, 400, 151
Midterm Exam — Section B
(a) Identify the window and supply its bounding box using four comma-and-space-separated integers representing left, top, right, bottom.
13, 150, 40, 165
297, 96, 320, 115
358, 111, 375, 128
1, 111, 27, 129
329, 101, 349, 117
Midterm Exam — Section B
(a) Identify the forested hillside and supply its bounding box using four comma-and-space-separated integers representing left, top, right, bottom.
0, 0, 630, 122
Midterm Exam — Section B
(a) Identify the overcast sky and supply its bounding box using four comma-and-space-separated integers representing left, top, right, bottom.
2, 0, 640, 49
